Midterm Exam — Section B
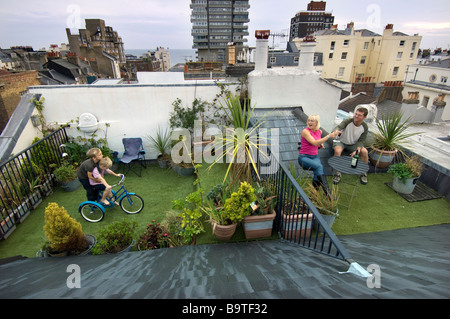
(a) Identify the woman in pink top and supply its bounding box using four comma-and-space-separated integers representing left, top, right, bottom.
298, 114, 340, 196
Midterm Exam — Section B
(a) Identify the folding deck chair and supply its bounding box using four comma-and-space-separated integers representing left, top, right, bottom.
119, 138, 146, 177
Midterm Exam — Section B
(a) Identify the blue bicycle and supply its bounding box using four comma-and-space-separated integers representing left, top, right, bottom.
78, 175, 144, 222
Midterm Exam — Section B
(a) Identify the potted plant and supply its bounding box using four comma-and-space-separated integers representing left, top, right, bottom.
39, 202, 96, 257
172, 187, 205, 244
91, 219, 137, 255
51, 160, 81, 192
305, 184, 339, 231
280, 195, 314, 240
137, 219, 172, 250
388, 155, 424, 194
207, 92, 269, 185
369, 111, 420, 168
170, 135, 196, 176
208, 181, 256, 241
147, 127, 172, 168
242, 183, 277, 239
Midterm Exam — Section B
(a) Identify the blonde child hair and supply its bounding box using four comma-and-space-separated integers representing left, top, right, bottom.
99, 157, 112, 169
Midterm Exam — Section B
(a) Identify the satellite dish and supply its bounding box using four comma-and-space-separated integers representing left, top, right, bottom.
78, 113, 99, 133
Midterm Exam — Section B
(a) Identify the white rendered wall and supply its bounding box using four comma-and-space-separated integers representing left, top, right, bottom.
27, 82, 235, 159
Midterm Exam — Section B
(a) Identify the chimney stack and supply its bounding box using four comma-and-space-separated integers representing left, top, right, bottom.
254, 30, 270, 72
298, 36, 316, 72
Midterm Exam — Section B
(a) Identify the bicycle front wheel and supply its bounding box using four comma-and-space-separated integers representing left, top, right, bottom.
79, 202, 105, 222
120, 194, 144, 214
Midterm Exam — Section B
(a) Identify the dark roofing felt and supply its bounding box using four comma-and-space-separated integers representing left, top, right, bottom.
0, 224, 449, 299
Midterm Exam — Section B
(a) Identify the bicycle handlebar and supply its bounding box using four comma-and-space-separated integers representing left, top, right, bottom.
110, 174, 125, 188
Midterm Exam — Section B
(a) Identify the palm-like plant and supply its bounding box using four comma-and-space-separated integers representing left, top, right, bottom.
208, 93, 269, 184
372, 111, 419, 152
147, 127, 172, 161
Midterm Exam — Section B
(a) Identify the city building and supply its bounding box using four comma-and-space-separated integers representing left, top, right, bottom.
66, 19, 125, 78
289, 0, 334, 41
190, 0, 250, 64
404, 58, 450, 120
152, 47, 171, 72
304, 23, 422, 85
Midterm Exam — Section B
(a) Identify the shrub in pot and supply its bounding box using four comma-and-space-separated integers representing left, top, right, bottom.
137, 220, 171, 250
242, 184, 277, 239
92, 219, 137, 254
388, 155, 424, 194
42, 202, 90, 256
52, 162, 81, 192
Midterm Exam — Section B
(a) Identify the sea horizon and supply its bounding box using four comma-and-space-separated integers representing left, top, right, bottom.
125, 48, 196, 67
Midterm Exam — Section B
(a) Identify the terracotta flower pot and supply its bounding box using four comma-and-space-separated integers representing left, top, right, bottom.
211, 221, 237, 241
242, 211, 276, 239
281, 212, 313, 239
369, 147, 397, 168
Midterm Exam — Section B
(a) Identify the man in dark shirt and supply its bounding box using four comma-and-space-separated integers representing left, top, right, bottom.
77, 148, 103, 201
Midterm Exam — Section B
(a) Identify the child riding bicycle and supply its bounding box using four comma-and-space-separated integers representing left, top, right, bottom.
90, 157, 122, 206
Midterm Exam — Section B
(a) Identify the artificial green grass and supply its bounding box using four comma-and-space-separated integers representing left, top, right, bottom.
0, 163, 449, 259
0, 163, 198, 259
325, 173, 450, 235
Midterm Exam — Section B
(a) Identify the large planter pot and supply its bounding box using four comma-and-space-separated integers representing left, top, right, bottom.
36, 234, 97, 257
157, 154, 171, 168
61, 179, 82, 192
77, 234, 97, 256
172, 164, 195, 176
242, 211, 276, 239
13, 199, 31, 223
281, 212, 313, 239
211, 221, 237, 241
392, 176, 419, 194
108, 239, 136, 254
369, 147, 397, 168
0, 213, 16, 240
41, 179, 53, 197
315, 207, 338, 234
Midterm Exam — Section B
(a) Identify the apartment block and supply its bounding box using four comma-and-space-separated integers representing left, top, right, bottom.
289, 1, 334, 41
190, 0, 250, 63
305, 23, 422, 85
66, 19, 125, 78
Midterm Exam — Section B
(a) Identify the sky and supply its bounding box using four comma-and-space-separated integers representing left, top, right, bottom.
1, 0, 449, 51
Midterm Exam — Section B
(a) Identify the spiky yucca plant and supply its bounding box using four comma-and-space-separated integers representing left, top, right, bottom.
208, 92, 269, 184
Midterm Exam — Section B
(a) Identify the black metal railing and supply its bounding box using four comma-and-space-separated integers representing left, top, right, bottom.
0, 128, 68, 239
256, 144, 352, 262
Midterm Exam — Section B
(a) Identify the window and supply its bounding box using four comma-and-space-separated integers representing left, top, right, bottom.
329, 52, 333, 59
330, 41, 335, 50
270, 57, 276, 64
344, 39, 350, 46
397, 52, 403, 59
400, 40, 405, 46
441, 76, 448, 83
341, 52, 347, 60
412, 42, 417, 50
363, 42, 369, 50
338, 67, 345, 77
392, 67, 399, 76
360, 56, 366, 64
